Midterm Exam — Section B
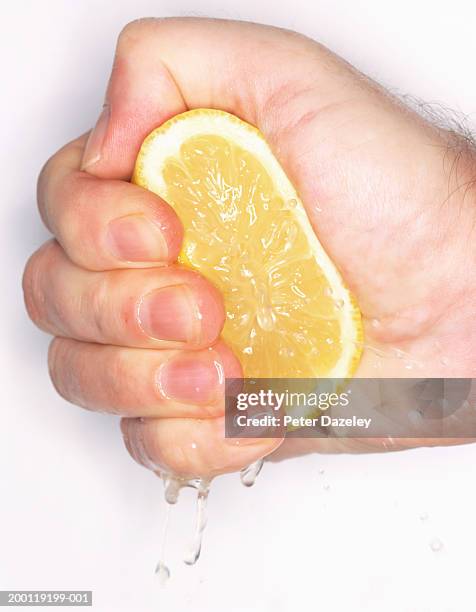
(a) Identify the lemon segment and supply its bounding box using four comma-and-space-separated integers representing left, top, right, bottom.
133, 109, 362, 378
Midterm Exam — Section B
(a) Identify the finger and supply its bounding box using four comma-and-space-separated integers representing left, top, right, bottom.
79, 17, 363, 179
120, 414, 283, 478
37, 135, 183, 271
23, 241, 224, 349
48, 337, 241, 418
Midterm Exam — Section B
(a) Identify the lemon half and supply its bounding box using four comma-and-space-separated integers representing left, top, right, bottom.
133, 109, 362, 378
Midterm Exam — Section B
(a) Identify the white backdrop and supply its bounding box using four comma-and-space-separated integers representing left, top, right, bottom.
1, 1, 476, 611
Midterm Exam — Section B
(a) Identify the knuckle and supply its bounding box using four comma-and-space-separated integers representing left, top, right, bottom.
37, 156, 78, 233
85, 272, 135, 343
123, 420, 162, 471
117, 17, 160, 51
36, 159, 52, 228
108, 349, 142, 410
52, 173, 90, 237
22, 241, 57, 328
39, 168, 104, 258
85, 274, 111, 339
48, 338, 91, 408
47, 338, 69, 399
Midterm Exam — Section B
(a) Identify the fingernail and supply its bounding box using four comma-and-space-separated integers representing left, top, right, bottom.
138, 285, 200, 342
158, 353, 223, 404
106, 214, 168, 262
81, 104, 110, 170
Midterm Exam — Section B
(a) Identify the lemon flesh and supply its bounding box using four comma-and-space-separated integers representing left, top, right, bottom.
133, 109, 362, 378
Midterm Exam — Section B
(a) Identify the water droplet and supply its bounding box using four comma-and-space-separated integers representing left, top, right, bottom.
370, 318, 381, 329
191, 442, 197, 450
334, 299, 345, 309
163, 476, 182, 505
139, 417, 145, 423
240, 459, 264, 487
155, 561, 170, 586
419, 512, 429, 522
440, 357, 449, 367
323, 483, 330, 491
394, 349, 405, 359
155, 499, 172, 586
315, 205, 323, 213
325, 337, 334, 345
288, 198, 297, 209
429, 537, 443, 552
404, 362, 413, 370
318, 468, 325, 476
324, 287, 333, 298
243, 346, 253, 355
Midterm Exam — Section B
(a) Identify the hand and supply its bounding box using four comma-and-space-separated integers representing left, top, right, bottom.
23, 18, 476, 476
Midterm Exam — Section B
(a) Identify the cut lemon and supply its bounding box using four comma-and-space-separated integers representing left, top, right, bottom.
133, 109, 362, 378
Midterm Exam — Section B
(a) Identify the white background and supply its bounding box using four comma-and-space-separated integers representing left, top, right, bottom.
1, 1, 476, 611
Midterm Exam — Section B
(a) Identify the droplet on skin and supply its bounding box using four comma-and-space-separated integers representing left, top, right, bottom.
419, 512, 429, 522
318, 468, 325, 476
370, 318, 381, 329
323, 483, 330, 491
430, 537, 443, 552
440, 357, 449, 367
288, 198, 297, 209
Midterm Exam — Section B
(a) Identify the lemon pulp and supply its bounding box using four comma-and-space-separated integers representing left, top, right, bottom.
133, 109, 362, 378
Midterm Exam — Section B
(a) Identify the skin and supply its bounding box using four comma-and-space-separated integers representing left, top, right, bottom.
23, 18, 476, 478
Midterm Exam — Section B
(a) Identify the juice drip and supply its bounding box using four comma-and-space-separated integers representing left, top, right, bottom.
155, 501, 171, 586
155, 474, 211, 580
240, 459, 264, 487
155, 462, 264, 580
184, 483, 210, 565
